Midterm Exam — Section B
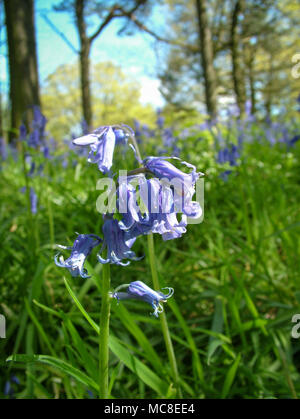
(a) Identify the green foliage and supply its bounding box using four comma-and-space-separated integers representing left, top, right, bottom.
42, 61, 156, 140
159, 0, 300, 117
1, 115, 300, 399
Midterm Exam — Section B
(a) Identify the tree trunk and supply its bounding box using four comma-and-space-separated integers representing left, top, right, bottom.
75, 0, 93, 131
0, 89, 3, 138
195, 0, 218, 119
248, 50, 256, 115
265, 54, 274, 118
4, 0, 40, 141
230, 0, 246, 117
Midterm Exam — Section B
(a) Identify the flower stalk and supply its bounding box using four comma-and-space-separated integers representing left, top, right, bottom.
147, 233, 182, 398
99, 261, 111, 399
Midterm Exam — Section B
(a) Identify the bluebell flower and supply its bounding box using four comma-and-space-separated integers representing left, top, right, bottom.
217, 144, 240, 181
0, 137, 7, 161
143, 157, 202, 217
217, 144, 239, 166
287, 134, 300, 147
19, 124, 27, 141
245, 100, 255, 122
97, 218, 142, 266
133, 120, 143, 144
81, 118, 89, 135
143, 156, 201, 185
117, 176, 191, 241
265, 128, 276, 145
55, 234, 102, 278
30, 187, 38, 214
297, 94, 300, 112
162, 128, 176, 148
73, 125, 132, 174
112, 280, 174, 317
114, 128, 129, 145
4, 375, 20, 398
28, 106, 47, 149
20, 186, 38, 214
117, 177, 141, 231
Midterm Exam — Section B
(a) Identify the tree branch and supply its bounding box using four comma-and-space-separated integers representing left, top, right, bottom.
89, 5, 120, 44
115, 6, 197, 52
41, 13, 78, 54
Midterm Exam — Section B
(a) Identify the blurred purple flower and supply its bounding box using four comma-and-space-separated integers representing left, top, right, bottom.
0, 137, 7, 160
217, 144, 239, 166
20, 186, 38, 214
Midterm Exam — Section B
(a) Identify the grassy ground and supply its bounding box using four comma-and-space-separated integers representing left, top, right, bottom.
0, 119, 300, 399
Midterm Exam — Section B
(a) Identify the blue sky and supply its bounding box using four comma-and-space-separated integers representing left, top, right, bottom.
0, 0, 165, 107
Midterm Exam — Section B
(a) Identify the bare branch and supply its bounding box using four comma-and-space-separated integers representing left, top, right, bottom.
115, 6, 197, 52
89, 5, 120, 44
41, 13, 78, 54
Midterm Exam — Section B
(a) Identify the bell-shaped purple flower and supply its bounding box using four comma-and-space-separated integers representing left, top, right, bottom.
55, 234, 102, 278
143, 156, 201, 187
97, 218, 142, 266
112, 280, 174, 317
143, 157, 202, 220
117, 176, 189, 241
117, 178, 141, 231
73, 125, 131, 174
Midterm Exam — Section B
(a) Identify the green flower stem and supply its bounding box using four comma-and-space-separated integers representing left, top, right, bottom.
99, 262, 111, 399
21, 142, 34, 248
45, 160, 55, 246
147, 233, 182, 398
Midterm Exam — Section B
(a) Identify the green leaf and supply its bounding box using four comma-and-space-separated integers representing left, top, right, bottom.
7, 354, 99, 392
221, 353, 241, 399
108, 335, 169, 396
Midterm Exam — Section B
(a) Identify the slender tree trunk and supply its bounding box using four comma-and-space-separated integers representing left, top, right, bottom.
75, 0, 93, 130
265, 54, 274, 118
230, 0, 246, 116
4, 0, 40, 141
248, 50, 256, 115
0, 89, 3, 138
195, 0, 218, 119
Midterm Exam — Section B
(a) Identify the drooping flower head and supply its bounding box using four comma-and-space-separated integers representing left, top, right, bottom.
112, 280, 174, 317
55, 234, 102, 278
143, 156, 200, 186
97, 217, 142, 266
117, 175, 188, 241
73, 125, 132, 174
143, 157, 202, 219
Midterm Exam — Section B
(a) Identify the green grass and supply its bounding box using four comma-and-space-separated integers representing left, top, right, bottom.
0, 123, 300, 399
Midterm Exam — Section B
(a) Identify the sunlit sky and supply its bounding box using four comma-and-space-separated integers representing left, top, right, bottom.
0, 0, 165, 107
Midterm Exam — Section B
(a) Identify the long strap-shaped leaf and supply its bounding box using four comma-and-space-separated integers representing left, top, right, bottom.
7, 354, 99, 393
